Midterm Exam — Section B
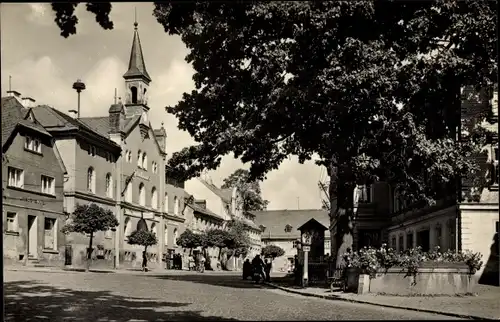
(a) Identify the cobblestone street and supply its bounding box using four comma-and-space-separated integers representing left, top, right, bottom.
4, 270, 464, 321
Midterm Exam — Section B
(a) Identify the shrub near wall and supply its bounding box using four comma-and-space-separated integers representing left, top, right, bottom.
343, 245, 483, 295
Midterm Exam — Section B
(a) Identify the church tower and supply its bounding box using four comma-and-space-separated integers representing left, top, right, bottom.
123, 18, 152, 120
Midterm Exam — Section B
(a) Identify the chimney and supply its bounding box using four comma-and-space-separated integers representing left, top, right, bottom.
21, 97, 36, 108
7, 90, 21, 98
108, 103, 125, 133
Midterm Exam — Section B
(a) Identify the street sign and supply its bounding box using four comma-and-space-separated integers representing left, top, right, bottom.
302, 246, 311, 252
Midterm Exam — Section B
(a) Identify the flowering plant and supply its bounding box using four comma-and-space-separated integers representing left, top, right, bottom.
342, 245, 483, 281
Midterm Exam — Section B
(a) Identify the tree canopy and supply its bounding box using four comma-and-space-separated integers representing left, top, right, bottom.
61, 203, 118, 236
127, 230, 158, 251
262, 245, 286, 259
177, 229, 203, 249
221, 169, 269, 211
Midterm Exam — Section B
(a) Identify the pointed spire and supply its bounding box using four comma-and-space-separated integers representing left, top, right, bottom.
123, 12, 152, 83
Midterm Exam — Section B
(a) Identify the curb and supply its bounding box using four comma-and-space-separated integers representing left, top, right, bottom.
264, 282, 495, 321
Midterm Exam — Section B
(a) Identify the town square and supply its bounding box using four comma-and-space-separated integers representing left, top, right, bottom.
2, 2, 499, 321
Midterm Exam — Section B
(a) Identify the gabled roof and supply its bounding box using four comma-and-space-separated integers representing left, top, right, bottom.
200, 179, 233, 204
251, 209, 331, 239
123, 23, 151, 82
1, 97, 50, 149
79, 116, 138, 138
32, 106, 121, 150
184, 191, 224, 221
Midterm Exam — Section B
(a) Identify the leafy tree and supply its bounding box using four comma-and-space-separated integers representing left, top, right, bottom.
127, 230, 158, 253
61, 203, 118, 272
202, 228, 232, 262
51, 3, 113, 38
177, 229, 202, 255
51, 2, 497, 268
221, 169, 269, 211
262, 245, 286, 260
226, 219, 251, 258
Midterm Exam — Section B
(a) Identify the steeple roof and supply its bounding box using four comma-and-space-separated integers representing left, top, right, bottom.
123, 21, 152, 83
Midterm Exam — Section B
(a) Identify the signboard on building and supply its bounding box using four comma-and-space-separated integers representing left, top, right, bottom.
302, 246, 311, 252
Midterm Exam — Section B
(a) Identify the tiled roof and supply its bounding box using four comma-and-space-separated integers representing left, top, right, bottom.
188, 201, 225, 221
200, 179, 232, 204
32, 106, 120, 148
252, 209, 331, 239
1, 97, 50, 147
79, 115, 139, 138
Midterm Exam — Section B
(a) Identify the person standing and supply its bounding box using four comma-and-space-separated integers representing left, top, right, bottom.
264, 258, 272, 282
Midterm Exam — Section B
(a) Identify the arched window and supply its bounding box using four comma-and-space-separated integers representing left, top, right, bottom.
137, 151, 142, 167
151, 222, 157, 236
173, 228, 178, 246
164, 193, 169, 213
131, 86, 138, 104
139, 183, 145, 206
126, 150, 132, 163
125, 182, 133, 202
164, 225, 168, 246
174, 196, 179, 215
105, 173, 113, 198
124, 217, 132, 240
87, 167, 96, 193
142, 153, 148, 170
151, 187, 158, 209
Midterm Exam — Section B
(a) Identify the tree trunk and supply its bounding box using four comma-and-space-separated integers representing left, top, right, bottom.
329, 160, 356, 269
86, 232, 94, 272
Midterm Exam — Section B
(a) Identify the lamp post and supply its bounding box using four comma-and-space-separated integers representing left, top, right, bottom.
72, 79, 86, 118
301, 230, 312, 288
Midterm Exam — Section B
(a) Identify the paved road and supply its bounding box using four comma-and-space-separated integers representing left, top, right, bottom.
4, 270, 464, 321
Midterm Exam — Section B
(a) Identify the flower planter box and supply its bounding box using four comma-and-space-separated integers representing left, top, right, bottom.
345, 265, 476, 295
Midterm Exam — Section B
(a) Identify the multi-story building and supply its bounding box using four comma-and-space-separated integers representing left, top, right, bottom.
253, 209, 331, 273
2, 93, 67, 267
27, 20, 188, 270
185, 177, 263, 269
329, 85, 499, 286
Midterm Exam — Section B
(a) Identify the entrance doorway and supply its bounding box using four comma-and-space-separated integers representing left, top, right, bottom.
27, 215, 38, 258
417, 229, 430, 252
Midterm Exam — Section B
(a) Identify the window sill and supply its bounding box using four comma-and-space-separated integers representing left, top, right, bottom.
5, 231, 19, 236
42, 249, 59, 254
8, 186, 57, 198
24, 148, 43, 156
105, 236, 112, 239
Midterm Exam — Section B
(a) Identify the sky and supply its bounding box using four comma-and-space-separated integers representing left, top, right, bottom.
1, 3, 326, 210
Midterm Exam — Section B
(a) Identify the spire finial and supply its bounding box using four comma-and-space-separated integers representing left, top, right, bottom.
134, 7, 138, 30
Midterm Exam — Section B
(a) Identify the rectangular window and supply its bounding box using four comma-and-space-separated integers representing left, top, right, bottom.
6, 212, 17, 232
44, 217, 57, 250
41, 175, 55, 195
391, 236, 397, 249
7, 167, 24, 188
25, 136, 41, 153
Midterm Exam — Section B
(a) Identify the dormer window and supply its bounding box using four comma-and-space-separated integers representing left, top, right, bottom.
284, 224, 292, 233
25, 136, 41, 153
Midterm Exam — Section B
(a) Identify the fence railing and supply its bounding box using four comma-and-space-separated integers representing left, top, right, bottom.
307, 261, 344, 287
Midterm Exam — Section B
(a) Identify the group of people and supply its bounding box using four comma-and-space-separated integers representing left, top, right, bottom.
188, 253, 206, 272
242, 254, 272, 282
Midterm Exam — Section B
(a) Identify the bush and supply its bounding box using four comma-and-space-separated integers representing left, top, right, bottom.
343, 245, 483, 280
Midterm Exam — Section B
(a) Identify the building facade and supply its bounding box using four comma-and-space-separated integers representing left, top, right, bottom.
2, 94, 67, 267
253, 209, 331, 273
329, 85, 499, 286
185, 177, 263, 269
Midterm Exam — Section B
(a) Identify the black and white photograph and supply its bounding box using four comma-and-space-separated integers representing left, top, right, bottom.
1, 2, 498, 321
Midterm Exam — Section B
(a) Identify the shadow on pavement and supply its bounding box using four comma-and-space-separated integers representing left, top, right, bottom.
4, 280, 239, 321
151, 273, 273, 289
